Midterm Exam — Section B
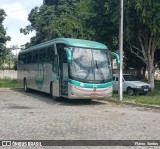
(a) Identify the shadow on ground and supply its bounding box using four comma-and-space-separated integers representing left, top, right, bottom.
11, 88, 107, 106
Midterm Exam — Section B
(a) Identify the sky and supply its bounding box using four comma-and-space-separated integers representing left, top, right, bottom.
0, 0, 43, 54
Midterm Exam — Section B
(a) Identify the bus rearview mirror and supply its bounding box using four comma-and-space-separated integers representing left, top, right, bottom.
111, 52, 120, 65
64, 47, 72, 63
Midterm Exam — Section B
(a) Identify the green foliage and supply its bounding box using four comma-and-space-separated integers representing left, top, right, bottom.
21, 0, 95, 47
91, 0, 119, 50
124, 1, 160, 90
111, 80, 160, 106
125, 1, 160, 43
13, 58, 17, 70
43, 0, 58, 6
0, 9, 11, 67
0, 78, 18, 88
21, 0, 160, 88
45, 0, 95, 40
123, 44, 146, 70
155, 81, 160, 91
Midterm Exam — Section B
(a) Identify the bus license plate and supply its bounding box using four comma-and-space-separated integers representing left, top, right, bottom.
144, 89, 148, 91
90, 93, 98, 97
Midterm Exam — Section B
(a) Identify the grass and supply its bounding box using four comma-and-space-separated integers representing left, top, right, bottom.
0, 78, 160, 106
111, 81, 160, 106
0, 78, 18, 88
155, 80, 160, 91
124, 93, 160, 105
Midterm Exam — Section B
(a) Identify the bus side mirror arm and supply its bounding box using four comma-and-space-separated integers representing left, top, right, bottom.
111, 52, 120, 65
64, 47, 72, 63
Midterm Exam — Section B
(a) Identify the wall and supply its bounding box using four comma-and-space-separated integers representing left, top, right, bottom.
0, 69, 17, 79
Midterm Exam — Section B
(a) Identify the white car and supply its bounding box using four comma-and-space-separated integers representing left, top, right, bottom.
112, 74, 151, 95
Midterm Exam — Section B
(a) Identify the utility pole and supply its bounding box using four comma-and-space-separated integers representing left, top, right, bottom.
118, 0, 124, 101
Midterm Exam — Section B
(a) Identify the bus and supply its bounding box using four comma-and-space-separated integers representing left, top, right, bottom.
17, 38, 119, 100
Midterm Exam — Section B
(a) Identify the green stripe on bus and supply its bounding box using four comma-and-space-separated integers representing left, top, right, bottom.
69, 79, 112, 88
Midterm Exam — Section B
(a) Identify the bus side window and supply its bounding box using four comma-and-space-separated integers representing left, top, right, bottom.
39, 48, 46, 62
18, 54, 23, 64
113, 76, 115, 81
32, 51, 39, 63
24, 54, 27, 64
32, 51, 36, 63
18, 53, 26, 64
46, 46, 55, 63
27, 52, 32, 64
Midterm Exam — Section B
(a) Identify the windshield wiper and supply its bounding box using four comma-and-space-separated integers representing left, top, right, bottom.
95, 60, 105, 82
84, 60, 94, 80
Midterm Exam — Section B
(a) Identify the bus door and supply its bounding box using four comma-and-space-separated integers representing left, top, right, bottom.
61, 53, 68, 96
52, 55, 60, 97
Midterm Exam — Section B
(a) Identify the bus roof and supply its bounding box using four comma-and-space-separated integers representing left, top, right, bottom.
21, 38, 108, 53
56, 38, 108, 49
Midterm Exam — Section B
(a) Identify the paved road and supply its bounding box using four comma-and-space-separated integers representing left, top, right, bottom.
0, 88, 160, 149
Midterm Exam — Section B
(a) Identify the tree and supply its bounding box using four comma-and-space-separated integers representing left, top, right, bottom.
43, 0, 58, 6
124, 1, 160, 91
123, 44, 146, 79
91, 0, 119, 50
21, 0, 95, 46
91, 0, 160, 90
45, 0, 95, 40
0, 9, 10, 67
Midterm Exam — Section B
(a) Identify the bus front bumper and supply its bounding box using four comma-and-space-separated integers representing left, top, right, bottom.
68, 84, 113, 99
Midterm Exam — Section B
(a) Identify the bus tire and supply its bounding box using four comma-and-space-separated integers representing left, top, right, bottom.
24, 79, 29, 92
86, 99, 92, 102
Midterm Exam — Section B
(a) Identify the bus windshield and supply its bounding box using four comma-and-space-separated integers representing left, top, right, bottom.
69, 47, 112, 83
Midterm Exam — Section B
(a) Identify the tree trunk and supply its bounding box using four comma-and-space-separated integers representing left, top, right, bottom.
138, 33, 155, 92
147, 61, 155, 91
142, 66, 146, 78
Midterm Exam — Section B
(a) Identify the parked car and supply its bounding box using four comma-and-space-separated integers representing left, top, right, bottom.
112, 74, 151, 95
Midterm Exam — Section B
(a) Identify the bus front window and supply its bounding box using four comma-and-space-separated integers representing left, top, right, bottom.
69, 47, 112, 83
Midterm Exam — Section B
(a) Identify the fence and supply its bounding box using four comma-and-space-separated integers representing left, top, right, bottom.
0, 69, 17, 79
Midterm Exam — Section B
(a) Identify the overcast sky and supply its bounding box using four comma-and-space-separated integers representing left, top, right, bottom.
0, 0, 42, 54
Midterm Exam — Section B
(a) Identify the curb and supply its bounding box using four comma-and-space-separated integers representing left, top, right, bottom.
0, 88, 22, 90
0, 87, 21, 89
105, 98, 160, 110
123, 101, 160, 110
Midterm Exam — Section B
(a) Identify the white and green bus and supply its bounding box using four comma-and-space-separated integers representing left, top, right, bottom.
18, 38, 119, 100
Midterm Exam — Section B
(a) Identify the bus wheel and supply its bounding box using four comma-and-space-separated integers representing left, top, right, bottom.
24, 79, 28, 92
85, 99, 92, 102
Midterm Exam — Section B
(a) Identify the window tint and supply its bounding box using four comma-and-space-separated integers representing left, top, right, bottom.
19, 46, 55, 64
18, 54, 23, 64
113, 76, 115, 81
18, 53, 27, 64
39, 48, 46, 62
123, 75, 137, 81
46, 46, 55, 62
32, 51, 39, 63
27, 52, 32, 64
